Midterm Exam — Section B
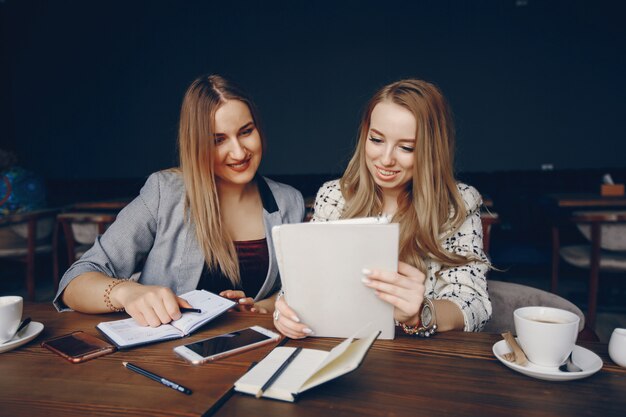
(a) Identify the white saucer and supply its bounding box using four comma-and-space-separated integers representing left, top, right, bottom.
492, 339, 603, 381
0, 321, 44, 354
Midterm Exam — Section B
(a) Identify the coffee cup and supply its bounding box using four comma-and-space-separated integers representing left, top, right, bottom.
514, 306, 579, 367
0, 296, 23, 344
608, 328, 626, 368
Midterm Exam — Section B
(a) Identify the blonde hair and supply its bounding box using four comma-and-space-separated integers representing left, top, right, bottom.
341, 79, 474, 272
177, 74, 264, 286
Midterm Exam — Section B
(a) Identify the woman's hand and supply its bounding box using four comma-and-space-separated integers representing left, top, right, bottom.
111, 282, 194, 327
219, 290, 269, 314
273, 294, 313, 339
362, 261, 426, 325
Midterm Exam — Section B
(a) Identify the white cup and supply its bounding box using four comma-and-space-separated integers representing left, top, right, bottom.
0, 296, 23, 344
514, 306, 580, 367
608, 328, 626, 368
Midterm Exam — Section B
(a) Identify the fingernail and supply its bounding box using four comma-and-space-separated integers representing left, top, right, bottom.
239, 298, 247, 303
361, 277, 372, 284
303, 328, 313, 334
362, 268, 372, 275
173, 314, 182, 320
292, 315, 300, 323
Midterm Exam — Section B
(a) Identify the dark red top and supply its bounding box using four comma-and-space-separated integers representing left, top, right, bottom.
196, 238, 269, 298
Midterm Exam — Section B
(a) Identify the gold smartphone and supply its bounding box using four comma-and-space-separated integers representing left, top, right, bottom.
42, 331, 117, 363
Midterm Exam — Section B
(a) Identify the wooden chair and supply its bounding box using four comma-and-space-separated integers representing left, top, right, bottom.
480, 211, 499, 256
551, 210, 626, 330
0, 209, 59, 300
53, 212, 118, 290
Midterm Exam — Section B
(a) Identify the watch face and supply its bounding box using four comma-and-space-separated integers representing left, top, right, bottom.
421, 305, 432, 327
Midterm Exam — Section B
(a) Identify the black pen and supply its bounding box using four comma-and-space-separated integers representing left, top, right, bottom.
180, 307, 202, 313
255, 347, 303, 398
122, 362, 192, 395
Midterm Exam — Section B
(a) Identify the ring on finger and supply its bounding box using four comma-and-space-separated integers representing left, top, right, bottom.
273, 309, 280, 321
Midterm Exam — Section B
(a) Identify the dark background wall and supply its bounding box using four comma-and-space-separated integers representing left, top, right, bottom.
1, 0, 625, 182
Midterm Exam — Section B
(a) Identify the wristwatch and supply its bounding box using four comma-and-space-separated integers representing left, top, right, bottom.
400, 298, 438, 337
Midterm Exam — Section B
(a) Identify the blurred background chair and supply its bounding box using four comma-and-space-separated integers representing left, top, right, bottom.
483, 280, 592, 338
552, 210, 626, 330
0, 209, 58, 300
480, 211, 499, 256
53, 211, 118, 291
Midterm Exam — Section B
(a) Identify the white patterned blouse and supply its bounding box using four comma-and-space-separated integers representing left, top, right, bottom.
311, 179, 492, 332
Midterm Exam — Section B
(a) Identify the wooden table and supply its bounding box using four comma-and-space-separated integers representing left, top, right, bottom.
2, 304, 625, 417
547, 193, 626, 209
0, 303, 275, 417
215, 332, 626, 417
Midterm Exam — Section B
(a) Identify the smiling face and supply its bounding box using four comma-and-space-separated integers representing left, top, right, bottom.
364, 100, 416, 197
212, 99, 262, 187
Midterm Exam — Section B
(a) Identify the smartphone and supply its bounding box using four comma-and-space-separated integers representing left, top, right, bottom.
174, 326, 280, 365
42, 331, 117, 363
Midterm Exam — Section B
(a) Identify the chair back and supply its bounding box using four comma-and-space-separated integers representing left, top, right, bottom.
0, 210, 57, 252
483, 280, 585, 333
574, 210, 626, 251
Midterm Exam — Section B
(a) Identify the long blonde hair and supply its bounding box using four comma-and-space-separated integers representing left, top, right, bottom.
177, 74, 264, 286
341, 79, 473, 272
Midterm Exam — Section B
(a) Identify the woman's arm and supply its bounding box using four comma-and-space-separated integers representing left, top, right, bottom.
363, 262, 466, 332
435, 186, 492, 332
62, 272, 193, 326
55, 173, 196, 326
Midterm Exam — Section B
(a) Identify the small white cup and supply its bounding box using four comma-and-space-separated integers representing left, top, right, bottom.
514, 306, 580, 367
0, 296, 23, 344
608, 328, 626, 368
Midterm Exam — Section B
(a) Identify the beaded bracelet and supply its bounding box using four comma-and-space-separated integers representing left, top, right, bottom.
400, 322, 438, 338
104, 279, 126, 312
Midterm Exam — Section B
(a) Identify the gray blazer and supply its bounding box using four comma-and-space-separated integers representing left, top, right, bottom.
53, 170, 305, 311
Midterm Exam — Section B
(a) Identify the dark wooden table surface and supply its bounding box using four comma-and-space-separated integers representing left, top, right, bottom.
215, 327, 626, 417
0, 303, 276, 417
1, 304, 625, 417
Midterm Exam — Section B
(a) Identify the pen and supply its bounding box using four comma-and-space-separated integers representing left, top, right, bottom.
122, 362, 192, 395
255, 346, 303, 398
180, 307, 202, 313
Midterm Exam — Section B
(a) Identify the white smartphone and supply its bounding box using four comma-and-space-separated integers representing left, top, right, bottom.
173, 326, 281, 365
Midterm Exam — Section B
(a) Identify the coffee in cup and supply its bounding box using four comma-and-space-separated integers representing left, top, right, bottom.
514, 306, 579, 367
0, 296, 23, 344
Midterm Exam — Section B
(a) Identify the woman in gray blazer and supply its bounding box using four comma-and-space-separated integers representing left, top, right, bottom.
55, 75, 305, 327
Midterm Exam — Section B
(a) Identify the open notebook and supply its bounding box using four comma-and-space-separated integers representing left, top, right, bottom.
96, 290, 235, 349
234, 330, 380, 402
272, 217, 398, 339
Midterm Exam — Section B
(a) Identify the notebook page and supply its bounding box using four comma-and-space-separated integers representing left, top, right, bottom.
299, 331, 378, 393
97, 318, 180, 346
235, 347, 327, 397
172, 290, 236, 334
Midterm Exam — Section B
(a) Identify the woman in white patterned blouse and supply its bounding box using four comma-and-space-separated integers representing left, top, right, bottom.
274, 79, 491, 338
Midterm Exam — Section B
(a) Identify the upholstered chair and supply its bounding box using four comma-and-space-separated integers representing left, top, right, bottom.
483, 280, 586, 335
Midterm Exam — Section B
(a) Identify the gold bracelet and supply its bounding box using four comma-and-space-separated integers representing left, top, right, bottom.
104, 279, 126, 312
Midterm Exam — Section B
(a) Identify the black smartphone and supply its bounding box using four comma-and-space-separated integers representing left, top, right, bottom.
42, 331, 117, 363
